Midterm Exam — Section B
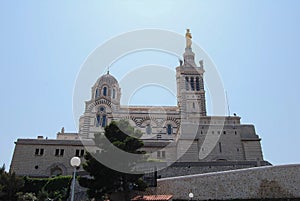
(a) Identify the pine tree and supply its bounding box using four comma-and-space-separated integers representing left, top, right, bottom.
79, 120, 147, 201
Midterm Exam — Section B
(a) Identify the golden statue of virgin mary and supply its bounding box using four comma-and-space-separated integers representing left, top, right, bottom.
185, 29, 192, 48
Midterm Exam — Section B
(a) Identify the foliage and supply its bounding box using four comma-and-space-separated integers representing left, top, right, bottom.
17, 192, 37, 201
22, 177, 48, 195
43, 175, 71, 194
0, 164, 70, 201
21, 175, 71, 201
79, 120, 148, 201
37, 190, 48, 201
0, 164, 24, 201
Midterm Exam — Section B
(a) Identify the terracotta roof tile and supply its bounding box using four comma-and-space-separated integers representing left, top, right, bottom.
131, 195, 173, 201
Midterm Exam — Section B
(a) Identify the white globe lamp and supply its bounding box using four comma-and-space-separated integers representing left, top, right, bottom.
70, 157, 81, 201
189, 192, 194, 200
70, 157, 81, 167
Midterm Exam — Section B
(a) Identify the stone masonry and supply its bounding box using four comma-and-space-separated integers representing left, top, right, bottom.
146, 164, 300, 200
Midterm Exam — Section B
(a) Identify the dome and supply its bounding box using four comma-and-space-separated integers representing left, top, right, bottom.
92, 71, 121, 103
97, 72, 118, 86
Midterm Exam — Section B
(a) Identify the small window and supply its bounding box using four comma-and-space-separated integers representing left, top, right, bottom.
75, 149, 80, 157
75, 149, 84, 157
103, 87, 107, 96
60, 149, 64, 156
55, 149, 64, 157
237, 148, 240, 152
95, 89, 99, 98
146, 124, 152, 134
223, 131, 226, 134
55, 149, 60, 156
212, 131, 214, 134
235, 131, 237, 135
157, 151, 161, 158
185, 77, 189, 90
196, 77, 200, 91
112, 88, 116, 99
217, 131, 220, 134
219, 142, 222, 153
190, 77, 195, 91
167, 124, 172, 135
35, 148, 44, 156
162, 151, 166, 158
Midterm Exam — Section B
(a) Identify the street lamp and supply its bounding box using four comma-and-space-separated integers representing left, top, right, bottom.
70, 157, 81, 201
188, 192, 194, 201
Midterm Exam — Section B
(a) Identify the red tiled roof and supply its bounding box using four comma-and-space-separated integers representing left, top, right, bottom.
131, 195, 173, 201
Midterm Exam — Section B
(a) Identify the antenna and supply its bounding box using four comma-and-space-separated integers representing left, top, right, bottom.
107, 66, 110, 74
225, 91, 230, 116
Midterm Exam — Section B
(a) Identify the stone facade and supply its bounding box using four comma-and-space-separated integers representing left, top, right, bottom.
10, 135, 93, 177
145, 164, 300, 200
77, 30, 265, 165
10, 30, 268, 178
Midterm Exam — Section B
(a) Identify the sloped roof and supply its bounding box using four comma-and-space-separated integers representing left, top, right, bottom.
131, 195, 173, 201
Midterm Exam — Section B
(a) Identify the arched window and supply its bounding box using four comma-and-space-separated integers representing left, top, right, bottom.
112, 88, 116, 99
190, 77, 195, 91
101, 115, 106, 127
185, 77, 189, 90
50, 166, 62, 177
96, 115, 101, 127
196, 77, 200, 91
167, 124, 172, 135
103, 87, 107, 96
96, 107, 107, 128
146, 124, 152, 134
95, 89, 99, 98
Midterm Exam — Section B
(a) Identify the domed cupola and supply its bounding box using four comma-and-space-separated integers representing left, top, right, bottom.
91, 71, 121, 106
98, 72, 118, 86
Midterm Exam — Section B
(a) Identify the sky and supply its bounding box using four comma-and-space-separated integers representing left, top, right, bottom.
0, 0, 300, 170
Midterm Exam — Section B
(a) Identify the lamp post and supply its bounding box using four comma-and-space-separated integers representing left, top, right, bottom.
188, 192, 194, 201
70, 157, 81, 201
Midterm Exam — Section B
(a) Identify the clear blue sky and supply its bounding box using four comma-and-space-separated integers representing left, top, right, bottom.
1, 0, 300, 169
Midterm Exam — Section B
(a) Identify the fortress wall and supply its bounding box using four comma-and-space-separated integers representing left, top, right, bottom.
147, 164, 300, 200
157, 161, 262, 178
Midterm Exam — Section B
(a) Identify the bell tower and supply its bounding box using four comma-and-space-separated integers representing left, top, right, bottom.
176, 29, 207, 119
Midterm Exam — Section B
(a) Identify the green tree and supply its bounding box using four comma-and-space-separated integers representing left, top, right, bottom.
0, 164, 24, 201
21, 176, 71, 201
79, 120, 147, 201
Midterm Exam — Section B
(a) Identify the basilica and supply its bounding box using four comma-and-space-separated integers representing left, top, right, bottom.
10, 30, 270, 178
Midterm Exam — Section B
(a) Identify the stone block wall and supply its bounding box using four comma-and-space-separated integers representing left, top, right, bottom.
157, 161, 267, 178
146, 164, 300, 200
